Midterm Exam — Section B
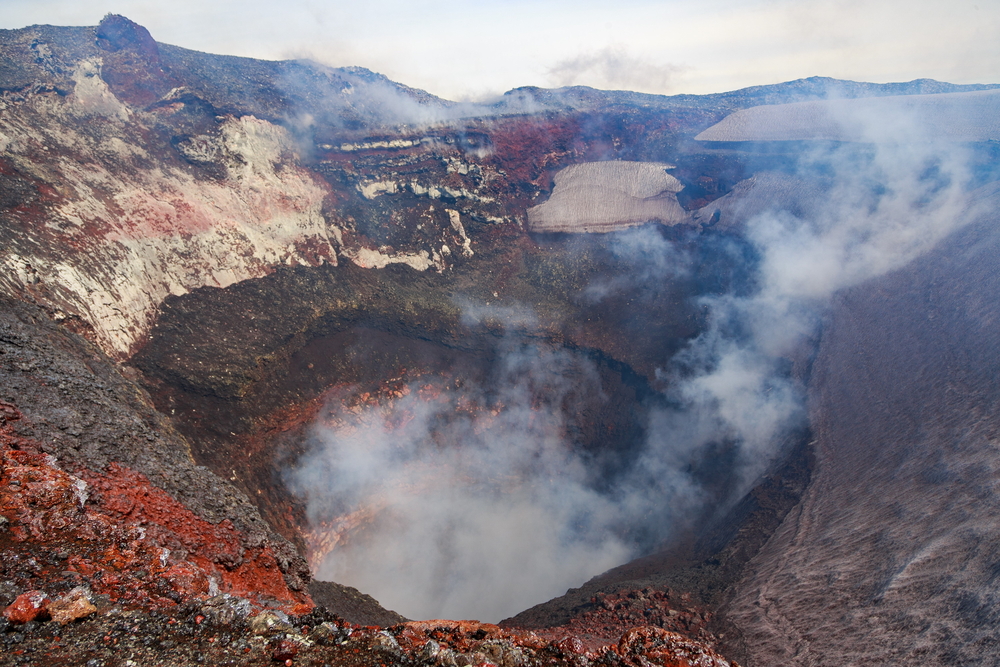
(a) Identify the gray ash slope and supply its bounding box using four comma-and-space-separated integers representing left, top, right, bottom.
721, 181, 1000, 666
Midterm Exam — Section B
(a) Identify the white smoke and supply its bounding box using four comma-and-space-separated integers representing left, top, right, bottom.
643, 102, 979, 496
583, 224, 692, 303
288, 95, 986, 622
288, 339, 631, 621
547, 47, 684, 94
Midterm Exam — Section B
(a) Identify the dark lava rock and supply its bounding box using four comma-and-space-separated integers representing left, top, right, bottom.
308, 580, 407, 627
94, 14, 159, 58
198, 595, 253, 628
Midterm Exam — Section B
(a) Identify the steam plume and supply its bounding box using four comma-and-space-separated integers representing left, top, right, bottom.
288, 339, 631, 621
547, 47, 683, 94
642, 101, 979, 500
288, 96, 984, 622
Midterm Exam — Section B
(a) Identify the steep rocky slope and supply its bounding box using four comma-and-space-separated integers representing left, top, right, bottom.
719, 182, 1000, 665
0, 294, 311, 604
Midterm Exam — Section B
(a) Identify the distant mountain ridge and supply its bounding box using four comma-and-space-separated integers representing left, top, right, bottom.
3, 15, 996, 132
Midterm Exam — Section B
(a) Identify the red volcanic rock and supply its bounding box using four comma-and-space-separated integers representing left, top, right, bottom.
392, 617, 738, 667
271, 637, 300, 661
488, 116, 585, 189
3, 590, 51, 623
404, 619, 503, 634
94, 14, 178, 107
555, 635, 586, 654
0, 401, 19, 423
0, 414, 312, 615
614, 626, 735, 667
514, 588, 720, 654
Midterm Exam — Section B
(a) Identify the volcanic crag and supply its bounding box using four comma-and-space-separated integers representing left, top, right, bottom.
2, 13, 1000, 667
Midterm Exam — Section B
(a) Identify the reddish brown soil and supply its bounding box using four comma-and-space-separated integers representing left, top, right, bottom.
517, 588, 720, 654
0, 401, 312, 616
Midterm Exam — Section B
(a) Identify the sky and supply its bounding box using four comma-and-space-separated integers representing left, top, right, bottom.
2, 0, 997, 104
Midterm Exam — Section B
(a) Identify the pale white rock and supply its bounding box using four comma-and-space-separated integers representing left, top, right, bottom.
70, 477, 89, 507
362, 179, 495, 204
446, 159, 471, 175
338, 138, 426, 152
412, 182, 443, 199
343, 247, 440, 272
359, 180, 399, 199
174, 134, 221, 163
446, 209, 474, 256
441, 185, 494, 203
527, 161, 689, 233
70, 58, 130, 122
0, 86, 338, 358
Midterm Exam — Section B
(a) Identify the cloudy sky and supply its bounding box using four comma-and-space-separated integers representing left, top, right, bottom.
2, 0, 998, 100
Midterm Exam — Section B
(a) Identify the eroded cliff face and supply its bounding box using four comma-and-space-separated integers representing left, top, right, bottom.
0, 89, 336, 357
0, 18, 511, 358
0, 294, 311, 615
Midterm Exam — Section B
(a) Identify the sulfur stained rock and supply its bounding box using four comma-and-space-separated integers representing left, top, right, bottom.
251, 610, 293, 635
3, 589, 51, 623
48, 586, 97, 625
